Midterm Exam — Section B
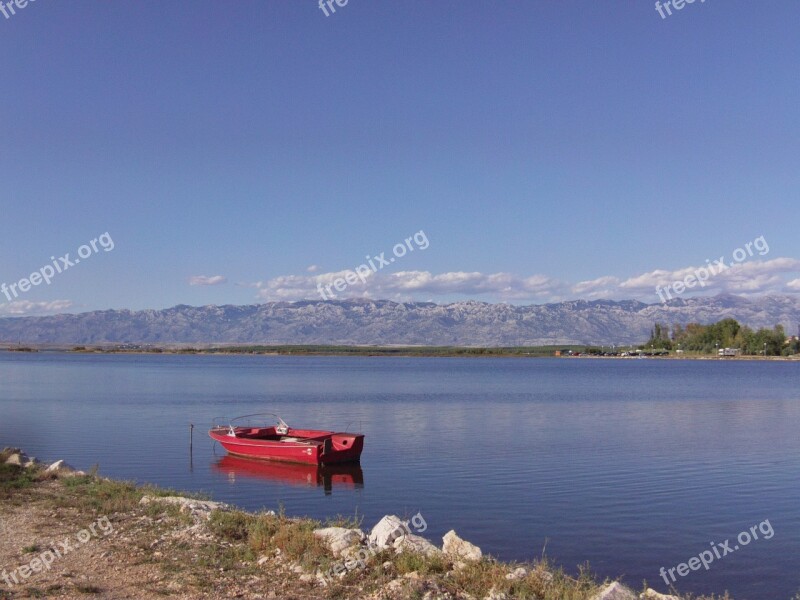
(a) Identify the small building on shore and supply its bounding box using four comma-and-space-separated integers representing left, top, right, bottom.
718, 348, 740, 357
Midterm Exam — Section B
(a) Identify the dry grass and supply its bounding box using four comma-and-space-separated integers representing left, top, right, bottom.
208, 509, 331, 570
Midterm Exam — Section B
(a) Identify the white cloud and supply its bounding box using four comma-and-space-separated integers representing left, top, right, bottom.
0, 300, 74, 316
306, 265, 321, 273
189, 275, 227, 286
248, 257, 800, 304
573, 276, 622, 299
252, 269, 565, 303
618, 258, 800, 298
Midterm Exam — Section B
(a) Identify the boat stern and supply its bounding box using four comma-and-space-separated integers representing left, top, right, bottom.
322, 433, 364, 464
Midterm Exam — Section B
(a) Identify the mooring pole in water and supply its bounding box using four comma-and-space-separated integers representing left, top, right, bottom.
189, 423, 194, 471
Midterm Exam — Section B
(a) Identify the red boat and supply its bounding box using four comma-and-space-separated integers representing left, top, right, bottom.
209, 413, 364, 466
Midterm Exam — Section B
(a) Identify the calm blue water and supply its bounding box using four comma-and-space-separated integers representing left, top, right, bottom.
1, 352, 798, 599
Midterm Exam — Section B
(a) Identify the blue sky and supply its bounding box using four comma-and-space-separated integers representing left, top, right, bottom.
1, 1, 799, 315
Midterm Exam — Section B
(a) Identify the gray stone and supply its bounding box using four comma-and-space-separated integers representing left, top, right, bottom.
392, 533, 441, 557
5, 452, 27, 466
313, 527, 364, 557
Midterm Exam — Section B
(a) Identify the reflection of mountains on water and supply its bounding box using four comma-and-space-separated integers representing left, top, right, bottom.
213, 455, 364, 494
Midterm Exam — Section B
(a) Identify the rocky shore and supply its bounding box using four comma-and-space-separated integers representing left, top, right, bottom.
1, 449, 731, 600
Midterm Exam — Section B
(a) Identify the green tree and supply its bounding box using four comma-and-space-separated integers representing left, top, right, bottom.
644, 319, 790, 355
645, 322, 673, 350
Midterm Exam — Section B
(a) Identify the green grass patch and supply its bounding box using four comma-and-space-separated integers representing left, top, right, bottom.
208, 509, 331, 571
58, 474, 208, 516
444, 559, 601, 600
270, 519, 329, 568
61, 476, 142, 514
323, 513, 363, 529
0, 463, 40, 499
392, 551, 449, 577
208, 509, 254, 542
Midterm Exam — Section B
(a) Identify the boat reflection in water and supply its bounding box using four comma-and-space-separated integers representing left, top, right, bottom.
213, 455, 364, 495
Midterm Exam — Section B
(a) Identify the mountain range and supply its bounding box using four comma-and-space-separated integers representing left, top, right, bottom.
1, 294, 799, 346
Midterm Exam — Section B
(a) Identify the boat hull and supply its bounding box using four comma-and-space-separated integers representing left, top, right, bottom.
209, 426, 364, 465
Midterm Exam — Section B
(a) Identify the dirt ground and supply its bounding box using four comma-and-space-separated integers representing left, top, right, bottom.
0, 477, 324, 600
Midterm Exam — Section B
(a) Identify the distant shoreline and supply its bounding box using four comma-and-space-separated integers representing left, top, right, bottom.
1, 345, 797, 361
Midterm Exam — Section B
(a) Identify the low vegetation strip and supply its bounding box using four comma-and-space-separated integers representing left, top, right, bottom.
0, 448, 747, 600
66, 344, 580, 357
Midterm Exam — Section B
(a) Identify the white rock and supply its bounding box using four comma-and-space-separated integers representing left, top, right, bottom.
45, 460, 76, 474
591, 582, 637, 600
641, 589, 681, 600
392, 533, 441, 557
505, 566, 528, 580
313, 527, 365, 557
369, 515, 410, 550
442, 530, 482, 562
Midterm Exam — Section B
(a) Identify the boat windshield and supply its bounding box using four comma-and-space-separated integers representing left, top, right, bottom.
226, 413, 290, 434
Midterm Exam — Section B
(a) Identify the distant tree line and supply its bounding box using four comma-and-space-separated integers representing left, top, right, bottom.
644, 318, 798, 356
